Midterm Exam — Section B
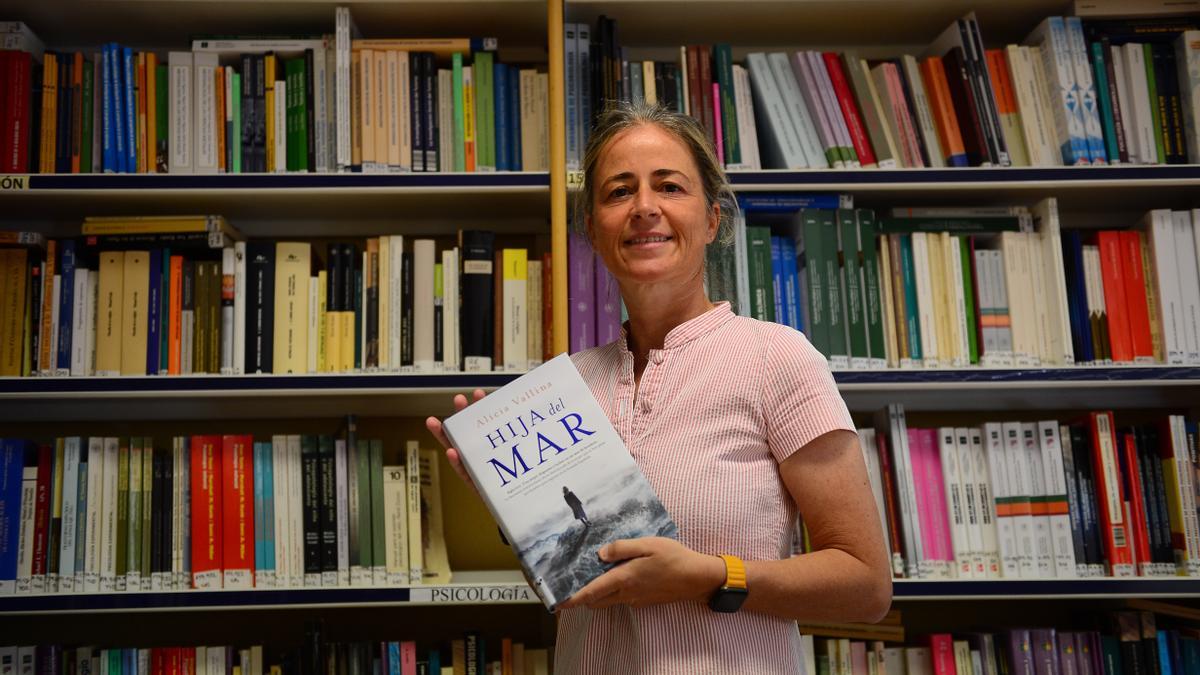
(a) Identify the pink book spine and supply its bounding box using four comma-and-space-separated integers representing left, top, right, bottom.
886, 63, 926, 168
909, 427, 937, 577
400, 642, 417, 675
924, 428, 955, 575
712, 83, 725, 165
928, 634, 958, 675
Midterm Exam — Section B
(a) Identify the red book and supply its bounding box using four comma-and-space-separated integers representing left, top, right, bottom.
1087, 412, 1135, 576
71, 52, 83, 174
151, 648, 165, 675
928, 634, 958, 675
698, 45, 715, 146
31, 444, 52, 582
711, 83, 724, 164
1118, 231, 1154, 361
1118, 431, 1153, 575
221, 434, 255, 589
874, 431, 906, 578
179, 648, 194, 675
168, 648, 181, 675
168, 255, 183, 374
189, 435, 223, 588
822, 52, 878, 167
1096, 231, 1134, 362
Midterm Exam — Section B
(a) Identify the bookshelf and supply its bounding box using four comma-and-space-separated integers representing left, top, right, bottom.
5, 0, 1200, 670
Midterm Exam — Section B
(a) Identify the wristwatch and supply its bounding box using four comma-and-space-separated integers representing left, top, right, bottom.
708, 554, 749, 613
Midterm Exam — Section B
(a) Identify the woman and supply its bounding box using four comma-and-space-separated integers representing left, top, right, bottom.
427, 101, 891, 674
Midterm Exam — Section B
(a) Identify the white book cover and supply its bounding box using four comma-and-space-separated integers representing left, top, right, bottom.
15, 650, 33, 675
406, 440, 423, 584
957, 428, 989, 578
233, 242, 247, 374
414, 239, 436, 372
58, 437, 81, 592
1024, 231, 1053, 365
382, 464, 408, 585
1033, 198, 1075, 365
1124, 43, 1159, 164
307, 276, 320, 374
335, 7, 353, 171
384, 50, 399, 170
389, 236, 405, 371
168, 52, 194, 173
502, 248, 528, 372
874, 404, 923, 579
1028, 46, 1068, 167
442, 353, 677, 610
1170, 416, 1200, 575
999, 233, 1035, 367
983, 423, 1019, 579
70, 268, 90, 376
768, 52, 826, 169
1003, 423, 1038, 578
1026, 18, 1088, 165
1037, 421, 1076, 578
1008, 46, 1058, 167
335, 439, 350, 587
313, 41, 330, 173
732, 65, 763, 170
1065, 16, 1109, 163
86, 270, 98, 376
744, 53, 808, 170
442, 248, 459, 372
787, 52, 841, 168
83, 437, 103, 592
1178, 31, 1200, 162
938, 427, 972, 579
397, 50, 412, 172
1142, 210, 1186, 363
807, 50, 858, 167
99, 437, 118, 592
271, 435, 289, 588
289, 435, 304, 587
193, 52, 219, 174
1171, 210, 1200, 363
856, 429, 891, 569
1110, 45, 1141, 164
910, 233, 939, 368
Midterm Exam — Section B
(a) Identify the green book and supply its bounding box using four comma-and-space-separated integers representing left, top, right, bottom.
286, 58, 308, 172
356, 439, 373, 580
369, 439, 385, 576
857, 209, 886, 368
127, 438, 142, 582
745, 226, 774, 322
838, 209, 867, 367
959, 237, 979, 365
232, 72, 242, 173
1145, 43, 1166, 164
452, 53, 466, 172
798, 210, 827, 358
155, 65, 168, 172
140, 442, 152, 588
714, 44, 740, 165
115, 439, 129, 581
473, 51, 495, 170
898, 234, 922, 361
822, 209, 848, 367
80, 60, 93, 173
1091, 41, 1121, 164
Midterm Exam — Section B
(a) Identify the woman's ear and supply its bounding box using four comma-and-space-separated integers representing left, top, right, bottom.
707, 202, 720, 244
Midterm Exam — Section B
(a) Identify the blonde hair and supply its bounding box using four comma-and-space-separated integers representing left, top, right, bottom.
574, 100, 738, 247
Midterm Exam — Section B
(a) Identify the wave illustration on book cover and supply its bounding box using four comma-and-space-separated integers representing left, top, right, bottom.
441, 352, 677, 610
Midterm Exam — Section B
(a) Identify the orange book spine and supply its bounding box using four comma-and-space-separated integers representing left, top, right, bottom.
985, 50, 1016, 117
168, 255, 183, 374
920, 56, 966, 165
71, 53, 83, 173
1118, 230, 1154, 361
1097, 231, 1134, 362
190, 435, 224, 588
221, 434, 254, 588
39, 53, 56, 173
38, 239, 57, 373
1119, 431, 1153, 575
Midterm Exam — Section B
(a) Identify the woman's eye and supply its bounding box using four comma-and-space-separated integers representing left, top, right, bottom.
662, 183, 681, 193
610, 186, 630, 198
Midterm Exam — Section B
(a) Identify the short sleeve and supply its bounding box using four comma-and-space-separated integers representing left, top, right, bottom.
761, 326, 855, 464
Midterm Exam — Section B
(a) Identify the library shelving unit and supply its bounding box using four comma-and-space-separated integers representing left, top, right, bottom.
3, 0, 1200, 658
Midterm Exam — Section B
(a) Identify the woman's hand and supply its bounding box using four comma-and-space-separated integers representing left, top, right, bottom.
425, 388, 487, 498
557, 537, 726, 610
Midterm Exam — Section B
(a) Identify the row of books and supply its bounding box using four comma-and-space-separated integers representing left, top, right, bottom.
569, 14, 1200, 170
0, 16, 550, 175
0, 218, 553, 378
682, 195, 1200, 369
834, 407, 1200, 580
0, 632, 554, 675
0, 421, 451, 595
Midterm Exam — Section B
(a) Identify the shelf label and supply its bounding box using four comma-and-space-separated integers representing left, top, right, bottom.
566, 171, 584, 189
0, 175, 29, 191
409, 584, 537, 604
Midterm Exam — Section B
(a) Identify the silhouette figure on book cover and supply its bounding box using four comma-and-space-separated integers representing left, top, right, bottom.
563, 486, 590, 527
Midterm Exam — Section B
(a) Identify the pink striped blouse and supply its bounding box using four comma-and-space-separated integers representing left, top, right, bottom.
557, 302, 855, 674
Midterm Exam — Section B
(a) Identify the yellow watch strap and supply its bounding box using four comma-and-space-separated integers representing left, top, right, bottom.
719, 554, 747, 590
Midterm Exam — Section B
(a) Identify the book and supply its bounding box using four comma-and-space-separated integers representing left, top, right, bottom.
441, 353, 677, 610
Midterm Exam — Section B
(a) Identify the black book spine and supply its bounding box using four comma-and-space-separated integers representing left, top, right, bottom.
401, 250, 413, 367
318, 435, 337, 575
342, 243, 356, 330
246, 242, 275, 374
1146, 426, 1175, 566
302, 435, 321, 578
1060, 423, 1089, 571
941, 47, 988, 166
411, 52, 424, 171
1160, 45, 1187, 164
458, 230, 494, 368
255, 55, 267, 173
242, 54, 255, 173
328, 243, 342, 338
1132, 427, 1163, 567
424, 53, 438, 173
366, 244, 379, 369
149, 449, 162, 580
305, 49, 316, 172
1071, 425, 1102, 568
1101, 40, 1130, 164
966, 18, 1008, 166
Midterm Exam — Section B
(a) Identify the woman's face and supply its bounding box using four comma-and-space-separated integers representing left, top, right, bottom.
587, 123, 719, 289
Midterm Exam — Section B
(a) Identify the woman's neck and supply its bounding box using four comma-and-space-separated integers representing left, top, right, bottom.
621, 279, 714, 363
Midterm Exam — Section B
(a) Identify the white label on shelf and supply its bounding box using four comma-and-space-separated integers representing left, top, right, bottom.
409, 584, 537, 604
0, 175, 29, 191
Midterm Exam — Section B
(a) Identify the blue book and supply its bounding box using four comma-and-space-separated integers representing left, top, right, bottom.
1061, 231, 1094, 364
737, 193, 846, 213
160, 249, 171, 374
110, 45, 126, 174
253, 442, 266, 580
899, 235, 921, 361
494, 62, 509, 171
102, 45, 115, 173
56, 240, 76, 372
387, 642, 401, 675
0, 440, 24, 594
146, 249, 161, 376
508, 65, 521, 171
261, 440, 275, 578
427, 649, 440, 675
770, 236, 786, 327
124, 47, 136, 173
1160, 630, 1174, 675
782, 237, 803, 332
74, 444, 88, 581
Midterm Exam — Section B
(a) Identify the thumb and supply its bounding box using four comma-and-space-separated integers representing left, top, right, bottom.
598, 538, 650, 563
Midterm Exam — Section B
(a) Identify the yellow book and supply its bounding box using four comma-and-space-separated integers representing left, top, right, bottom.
926, 231, 951, 366
360, 49, 375, 167
378, 235, 390, 370
318, 269, 330, 372
502, 248, 527, 372
265, 54, 276, 172
40, 53, 57, 174
96, 251, 125, 376
374, 49, 388, 172
273, 242, 311, 374
350, 38, 493, 59
0, 249, 28, 376
340, 291, 354, 372
941, 232, 963, 367
82, 215, 238, 238
121, 251, 150, 375
351, 50, 362, 168
1139, 232, 1164, 363
463, 66, 475, 172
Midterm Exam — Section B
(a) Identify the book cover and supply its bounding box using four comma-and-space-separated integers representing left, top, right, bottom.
442, 353, 676, 610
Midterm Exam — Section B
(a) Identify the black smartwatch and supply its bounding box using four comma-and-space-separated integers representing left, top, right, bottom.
708, 554, 749, 613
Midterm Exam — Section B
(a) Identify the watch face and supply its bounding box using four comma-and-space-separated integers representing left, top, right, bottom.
709, 587, 749, 613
